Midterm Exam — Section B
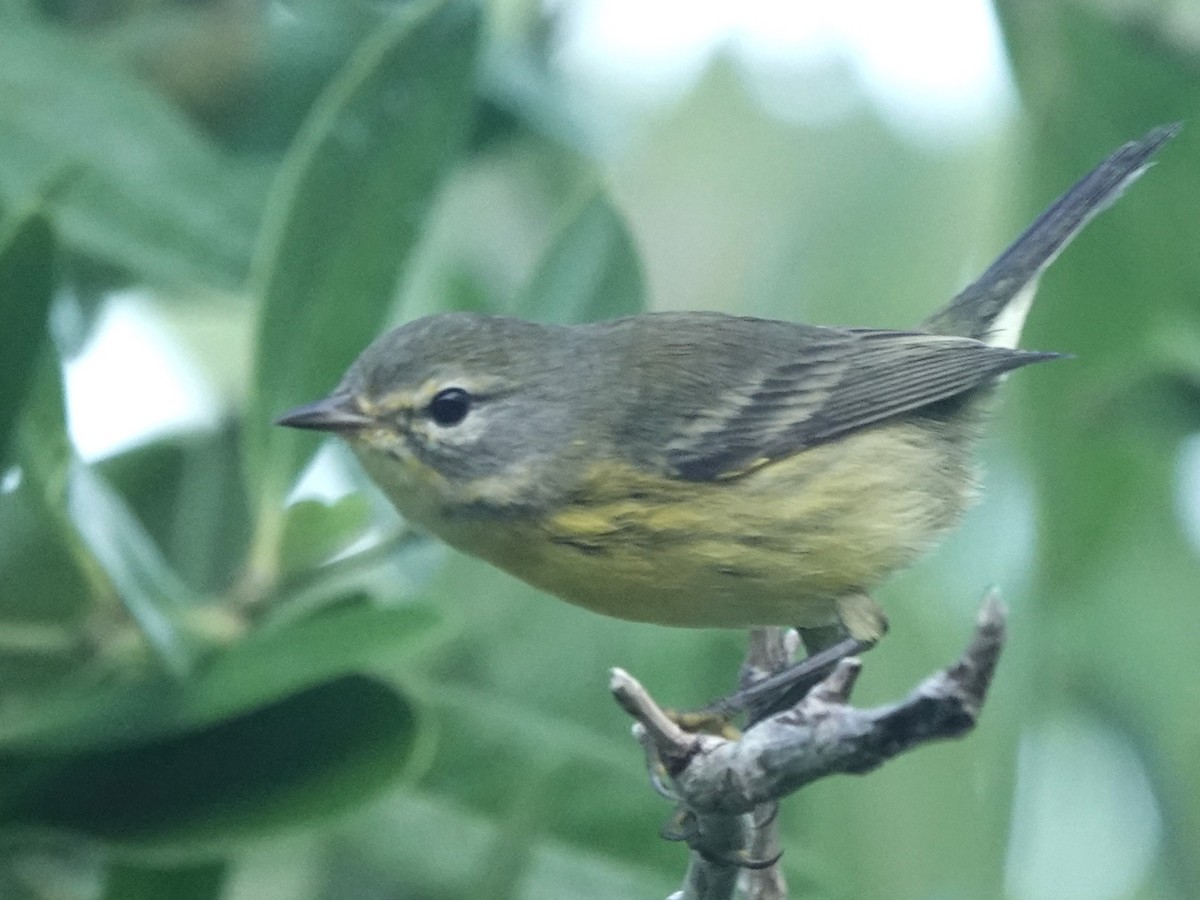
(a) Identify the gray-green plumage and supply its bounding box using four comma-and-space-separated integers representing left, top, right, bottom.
277, 125, 1177, 641
925, 123, 1178, 340
327, 126, 1177, 494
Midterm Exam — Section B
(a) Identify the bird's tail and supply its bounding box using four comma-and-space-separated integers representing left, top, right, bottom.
923, 123, 1179, 347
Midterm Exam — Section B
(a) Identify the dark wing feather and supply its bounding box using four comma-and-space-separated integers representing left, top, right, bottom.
662, 328, 1056, 481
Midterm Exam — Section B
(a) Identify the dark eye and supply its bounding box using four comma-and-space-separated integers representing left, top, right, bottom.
428, 387, 472, 426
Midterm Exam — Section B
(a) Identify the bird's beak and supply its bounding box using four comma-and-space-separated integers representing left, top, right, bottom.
275, 394, 374, 433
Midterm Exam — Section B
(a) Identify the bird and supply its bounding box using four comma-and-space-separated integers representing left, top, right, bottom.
278, 125, 1177, 709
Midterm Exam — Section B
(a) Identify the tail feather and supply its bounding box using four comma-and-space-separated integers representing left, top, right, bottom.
924, 123, 1180, 346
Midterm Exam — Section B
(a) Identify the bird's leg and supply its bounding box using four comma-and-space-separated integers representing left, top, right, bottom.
797, 622, 846, 656
700, 594, 888, 724
703, 634, 868, 723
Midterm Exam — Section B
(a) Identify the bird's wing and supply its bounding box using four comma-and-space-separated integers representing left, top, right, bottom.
658, 328, 1056, 481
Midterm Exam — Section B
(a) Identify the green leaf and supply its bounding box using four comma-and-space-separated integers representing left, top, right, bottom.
0, 601, 440, 753
66, 459, 205, 678
96, 427, 253, 596
0, 24, 265, 289
0, 453, 90, 628
1, 360, 93, 664
517, 193, 645, 323
0, 675, 420, 856
181, 602, 439, 735
279, 495, 372, 576
103, 861, 227, 900
0, 213, 55, 465
341, 792, 681, 899
13, 359, 205, 677
244, 0, 480, 566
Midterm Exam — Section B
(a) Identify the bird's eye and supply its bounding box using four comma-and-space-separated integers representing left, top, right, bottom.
428, 387, 472, 426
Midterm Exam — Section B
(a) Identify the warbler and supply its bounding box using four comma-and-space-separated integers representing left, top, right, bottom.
278, 126, 1175, 652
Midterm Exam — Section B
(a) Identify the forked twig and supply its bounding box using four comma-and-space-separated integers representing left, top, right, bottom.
612, 592, 1007, 900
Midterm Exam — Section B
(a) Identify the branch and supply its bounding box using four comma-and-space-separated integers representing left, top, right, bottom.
612, 591, 1006, 900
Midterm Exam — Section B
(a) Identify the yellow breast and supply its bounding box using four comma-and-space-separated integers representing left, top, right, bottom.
422, 419, 976, 630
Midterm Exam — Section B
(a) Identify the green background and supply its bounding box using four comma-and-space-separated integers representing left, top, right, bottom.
0, 0, 1197, 897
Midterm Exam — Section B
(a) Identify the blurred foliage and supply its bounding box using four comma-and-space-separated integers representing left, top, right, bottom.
0, 0, 1198, 898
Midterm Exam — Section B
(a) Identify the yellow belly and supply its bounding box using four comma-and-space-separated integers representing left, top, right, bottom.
422, 420, 976, 630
